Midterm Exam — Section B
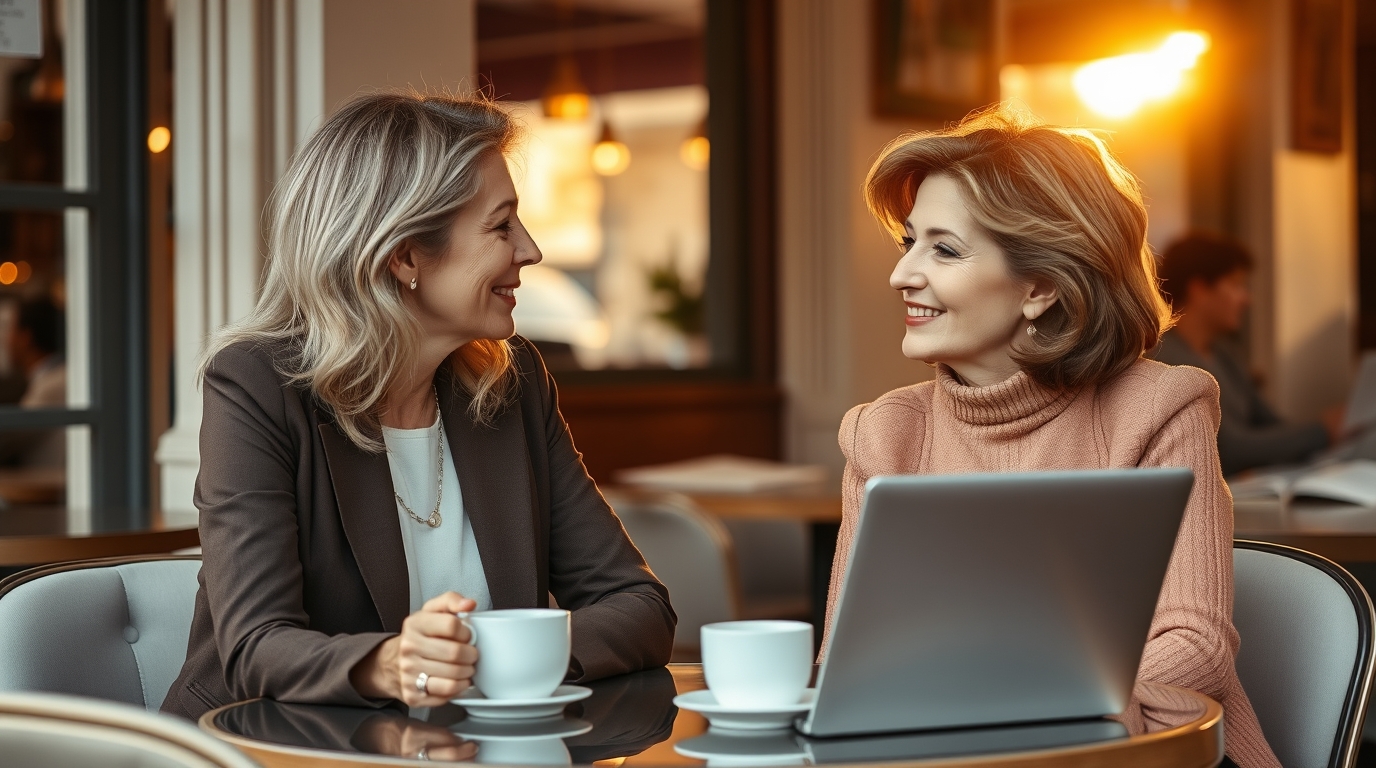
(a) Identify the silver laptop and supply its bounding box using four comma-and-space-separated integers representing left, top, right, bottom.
797, 468, 1193, 738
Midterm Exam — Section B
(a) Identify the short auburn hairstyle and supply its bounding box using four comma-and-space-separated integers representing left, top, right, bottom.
865, 106, 1173, 391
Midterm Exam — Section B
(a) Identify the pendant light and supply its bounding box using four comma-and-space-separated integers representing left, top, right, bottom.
591, 118, 630, 176
542, 55, 591, 120
680, 117, 709, 171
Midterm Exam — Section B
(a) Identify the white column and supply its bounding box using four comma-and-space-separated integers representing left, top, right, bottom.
157, 0, 475, 525
776, 0, 853, 479
776, 0, 933, 481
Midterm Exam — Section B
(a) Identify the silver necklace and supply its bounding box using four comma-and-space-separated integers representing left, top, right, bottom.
392, 388, 444, 529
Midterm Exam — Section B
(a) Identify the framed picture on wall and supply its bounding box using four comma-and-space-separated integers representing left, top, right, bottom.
1291, 0, 1343, 152
872, 0, 997, 121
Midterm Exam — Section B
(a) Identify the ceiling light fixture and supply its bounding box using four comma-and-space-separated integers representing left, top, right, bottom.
680, 117, 709, 171
591, 119, 630, 176
543, 56, 591, 120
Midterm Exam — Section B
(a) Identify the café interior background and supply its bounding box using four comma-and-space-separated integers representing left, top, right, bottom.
0, 0, 1360, 534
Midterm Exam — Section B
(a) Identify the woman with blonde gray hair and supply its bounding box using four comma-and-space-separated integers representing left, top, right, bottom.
824, 107, 1279, 768
161, 93, 675, 741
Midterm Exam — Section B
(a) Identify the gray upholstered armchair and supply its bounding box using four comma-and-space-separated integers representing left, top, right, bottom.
0, 555, 201, 711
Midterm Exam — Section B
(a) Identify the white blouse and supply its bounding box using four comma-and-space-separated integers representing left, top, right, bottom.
382, 414, 492, 615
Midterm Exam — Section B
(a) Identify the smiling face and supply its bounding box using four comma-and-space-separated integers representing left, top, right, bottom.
393, 151, 542, 350
890, 173, 1058, 387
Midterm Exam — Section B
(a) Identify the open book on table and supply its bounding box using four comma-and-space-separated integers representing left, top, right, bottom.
1227, 459, 1376, 507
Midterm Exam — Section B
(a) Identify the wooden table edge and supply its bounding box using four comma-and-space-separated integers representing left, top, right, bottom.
202, 675, 1223, 768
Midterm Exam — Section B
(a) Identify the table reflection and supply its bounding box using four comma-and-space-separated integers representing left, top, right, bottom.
211, 667, 679, 765
211, 670, 1211, 767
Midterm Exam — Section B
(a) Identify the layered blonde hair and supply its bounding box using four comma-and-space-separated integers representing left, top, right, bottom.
203, 92, 520, 451
865, 106, 1173, 390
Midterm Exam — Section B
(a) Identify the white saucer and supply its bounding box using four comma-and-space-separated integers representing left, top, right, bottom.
451, 716, 593, 741
452, 684, 592, 720
675, 729, 808, 766
672, 689, 816, 731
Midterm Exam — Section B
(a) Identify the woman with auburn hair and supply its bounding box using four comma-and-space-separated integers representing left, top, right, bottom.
826, 107, 1279, 768
162, 93, 675, 748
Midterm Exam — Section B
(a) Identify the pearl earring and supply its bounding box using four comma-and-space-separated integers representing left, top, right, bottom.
1026, 323, 1037, 337
410, 277, 418, 290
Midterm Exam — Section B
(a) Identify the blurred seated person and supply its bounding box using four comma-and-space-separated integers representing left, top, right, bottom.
1153, 233, 1334, 475
162, 93, 674, 723
831, 108, 1278, 767
0, 296, 66, 467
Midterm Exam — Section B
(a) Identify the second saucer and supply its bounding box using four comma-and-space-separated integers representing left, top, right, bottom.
673, 688, 816, 731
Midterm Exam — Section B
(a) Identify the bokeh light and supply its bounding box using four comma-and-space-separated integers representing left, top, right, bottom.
148, 126, 171, 153
0, 262, 19, 285
680, 135, 709, 171
1073, 31, 1211, 119
591, 140, 631, 176
543, 92, 590, 121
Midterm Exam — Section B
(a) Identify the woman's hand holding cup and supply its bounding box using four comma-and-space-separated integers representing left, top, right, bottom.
351, 591, 480, 706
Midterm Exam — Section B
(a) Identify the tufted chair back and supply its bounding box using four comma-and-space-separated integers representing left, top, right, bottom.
0, 556, 201, 711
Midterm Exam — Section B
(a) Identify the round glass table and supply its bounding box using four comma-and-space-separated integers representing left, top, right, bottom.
199, 664, 1223, 767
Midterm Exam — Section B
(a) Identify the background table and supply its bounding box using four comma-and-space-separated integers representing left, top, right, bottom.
1235, 497, 1376, 563
201, 664, 1223, 768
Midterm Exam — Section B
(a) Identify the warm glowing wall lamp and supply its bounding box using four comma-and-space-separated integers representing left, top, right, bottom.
1073, 31, 1210, 119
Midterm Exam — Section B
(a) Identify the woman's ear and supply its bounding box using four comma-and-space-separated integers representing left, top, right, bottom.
387, 241, 419, 287
1023, 280, 1059, 322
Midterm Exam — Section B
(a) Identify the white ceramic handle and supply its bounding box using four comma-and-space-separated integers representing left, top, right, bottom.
457, 611, 477, 646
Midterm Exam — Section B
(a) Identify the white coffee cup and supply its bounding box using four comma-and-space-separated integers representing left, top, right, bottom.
700, 620, 813, 709
461, 608, 571, 700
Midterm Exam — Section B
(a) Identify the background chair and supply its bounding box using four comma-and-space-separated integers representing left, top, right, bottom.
605, 489, 740, 657
0, 692, 259, 768
1233, 540, 1376, 768
717, 518, 811, 621
0, 555, 201, 711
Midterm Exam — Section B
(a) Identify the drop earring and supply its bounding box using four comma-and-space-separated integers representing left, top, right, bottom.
410, 277, 418, 290
1026, 323, 1037, 337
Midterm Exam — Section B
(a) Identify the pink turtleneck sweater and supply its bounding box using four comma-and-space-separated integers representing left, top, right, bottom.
822, 358, 1280, 768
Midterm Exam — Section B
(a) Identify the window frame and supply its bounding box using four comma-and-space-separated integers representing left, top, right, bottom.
0, 0, 149, 531
526, 0, 777, 388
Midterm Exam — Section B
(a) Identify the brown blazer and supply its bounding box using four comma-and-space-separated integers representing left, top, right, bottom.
162, 337, 675, 721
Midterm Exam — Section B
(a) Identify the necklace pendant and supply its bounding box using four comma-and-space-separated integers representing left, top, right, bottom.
427, 511, 442, 528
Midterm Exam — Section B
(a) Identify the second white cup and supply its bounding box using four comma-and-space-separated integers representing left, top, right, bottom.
462, 608, 571, 700
701, 620, 813, 709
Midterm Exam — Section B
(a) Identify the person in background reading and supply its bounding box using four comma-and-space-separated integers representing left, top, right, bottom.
162, 94, 676, 747
1153, 232, 1337, 475
824, 107, 1279, 768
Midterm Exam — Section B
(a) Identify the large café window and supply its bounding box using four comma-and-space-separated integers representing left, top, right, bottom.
0, 0, 147, 535
479, 0, 769, 383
